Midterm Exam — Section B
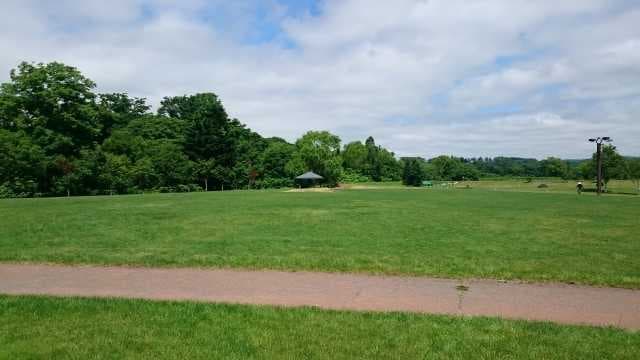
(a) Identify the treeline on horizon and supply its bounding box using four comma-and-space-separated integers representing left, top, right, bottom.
1, 62, 638, 198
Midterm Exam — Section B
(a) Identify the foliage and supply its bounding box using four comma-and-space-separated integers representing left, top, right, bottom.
0, 62, 100, 156
589, 145, 626, 185
293, 131, 343, 187
0, 61, 633, 197
342, 137, 402, 182
402, 158, 424, 186
539, 157, 570, 179
625, 158, 640, 193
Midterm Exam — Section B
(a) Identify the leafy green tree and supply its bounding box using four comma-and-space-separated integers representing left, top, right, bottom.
162, 93, 241, 173
624, 158, 640, 193
99, 153, 133, 194
96, 93, 149, 140
0, 62, 100, 156
0, 130, 46, 196
194, 159, 216, 191
148, 141, 192, 188
130, 157, 157, 190
539, 157, 570, 179
402, 158, 424, 186
294, 131, 342, 186
101, 130, 146, 161
430, 156, 457, 180
52, 156, 77, 197
590, 145, 625, 185
125, 114, 185, 141
364, 136, 383, 180
343, 141, 368, 174
261, 141, 295, 186
376, 148, 402, 181
285, 153, 306, 179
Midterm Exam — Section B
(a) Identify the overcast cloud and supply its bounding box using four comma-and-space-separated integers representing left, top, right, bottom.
1, 0, 639, 158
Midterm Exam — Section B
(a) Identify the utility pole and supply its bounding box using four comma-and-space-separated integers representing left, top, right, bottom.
588, 137, 612, 196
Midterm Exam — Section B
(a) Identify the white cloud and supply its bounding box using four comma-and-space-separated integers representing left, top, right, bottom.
0, 0, 638, 158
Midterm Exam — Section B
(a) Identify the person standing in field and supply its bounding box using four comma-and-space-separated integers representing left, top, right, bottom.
576, 181, 584, 194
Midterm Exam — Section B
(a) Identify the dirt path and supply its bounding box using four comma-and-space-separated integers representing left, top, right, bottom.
1, 264, 639, 330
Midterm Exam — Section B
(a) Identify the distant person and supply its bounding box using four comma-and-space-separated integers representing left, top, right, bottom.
576, 181, 583, 194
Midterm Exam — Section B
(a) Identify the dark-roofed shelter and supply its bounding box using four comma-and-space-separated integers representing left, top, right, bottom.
295, 171, 324, 188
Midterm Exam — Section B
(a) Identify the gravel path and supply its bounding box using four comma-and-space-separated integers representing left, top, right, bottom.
1, 264, 639, 330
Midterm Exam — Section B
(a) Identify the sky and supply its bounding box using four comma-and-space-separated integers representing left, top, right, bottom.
1, 0, 639, 159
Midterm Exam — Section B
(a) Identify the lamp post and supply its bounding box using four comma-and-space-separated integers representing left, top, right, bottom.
588, 137, 612, 195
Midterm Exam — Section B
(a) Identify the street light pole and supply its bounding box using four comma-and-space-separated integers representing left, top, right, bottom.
588, 137, 612, 196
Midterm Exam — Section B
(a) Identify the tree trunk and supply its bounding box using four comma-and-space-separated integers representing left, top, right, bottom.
204, 178, 208, 192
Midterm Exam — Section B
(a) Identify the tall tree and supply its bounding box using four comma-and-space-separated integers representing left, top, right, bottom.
293, 131, 342, 186
0, 62, 100, 156
96, 93, 149, 140
590, 145, 625, 185
402, 158, 424, 186
342, 141, 368, 173
163, 93, 236, 166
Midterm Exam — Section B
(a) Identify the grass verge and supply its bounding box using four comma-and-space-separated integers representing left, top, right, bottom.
1, 295, 639, 359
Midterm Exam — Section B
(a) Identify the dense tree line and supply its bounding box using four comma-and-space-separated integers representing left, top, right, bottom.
0, 62, 404, 197
1, 62, 638, 197
399, 150, 640, 189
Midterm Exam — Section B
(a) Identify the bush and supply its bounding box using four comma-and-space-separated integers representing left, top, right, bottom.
188, 184, 203, 192
537, 183, 548, 188
261, 177, 293, 189
0, 180, 37, 198
341, 169, 370, 183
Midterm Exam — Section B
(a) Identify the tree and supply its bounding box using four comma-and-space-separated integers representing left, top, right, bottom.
539, 157, 569, 179
0, 62, 100, 156
125, 114, 185, 141
163, 93, 237, 168
53, 156, 76, 197
148, 141, 192, 188
364, 136, 383, 180
430, 156, 457, 180
402, 158, 424, 186
590, 145, 625, 186
0, 129, 46, 197
295, 131, 342, 186
376, 148, 402, 181
99, 153, 133, 195
194, 159, 216, 191
261, 141, 295, 182
625, 158, 640, 193
342, 141, 368, 173
96, 93, 149, 140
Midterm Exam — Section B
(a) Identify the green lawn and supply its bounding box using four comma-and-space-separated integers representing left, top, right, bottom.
1, 187, 638, 287
1, 295, 638, 359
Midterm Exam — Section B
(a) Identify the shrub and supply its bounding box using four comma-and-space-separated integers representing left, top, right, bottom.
341, 169, 370, 183
537, 183, 548, 188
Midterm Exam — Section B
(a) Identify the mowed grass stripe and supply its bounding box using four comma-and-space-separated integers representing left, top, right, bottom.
1, 188, 638, 287
1, 295, 639, 359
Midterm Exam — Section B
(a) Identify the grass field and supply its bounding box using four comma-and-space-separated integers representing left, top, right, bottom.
347, 179, 639, 194
1, 295, 639, 359
1, 184, 638, 287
